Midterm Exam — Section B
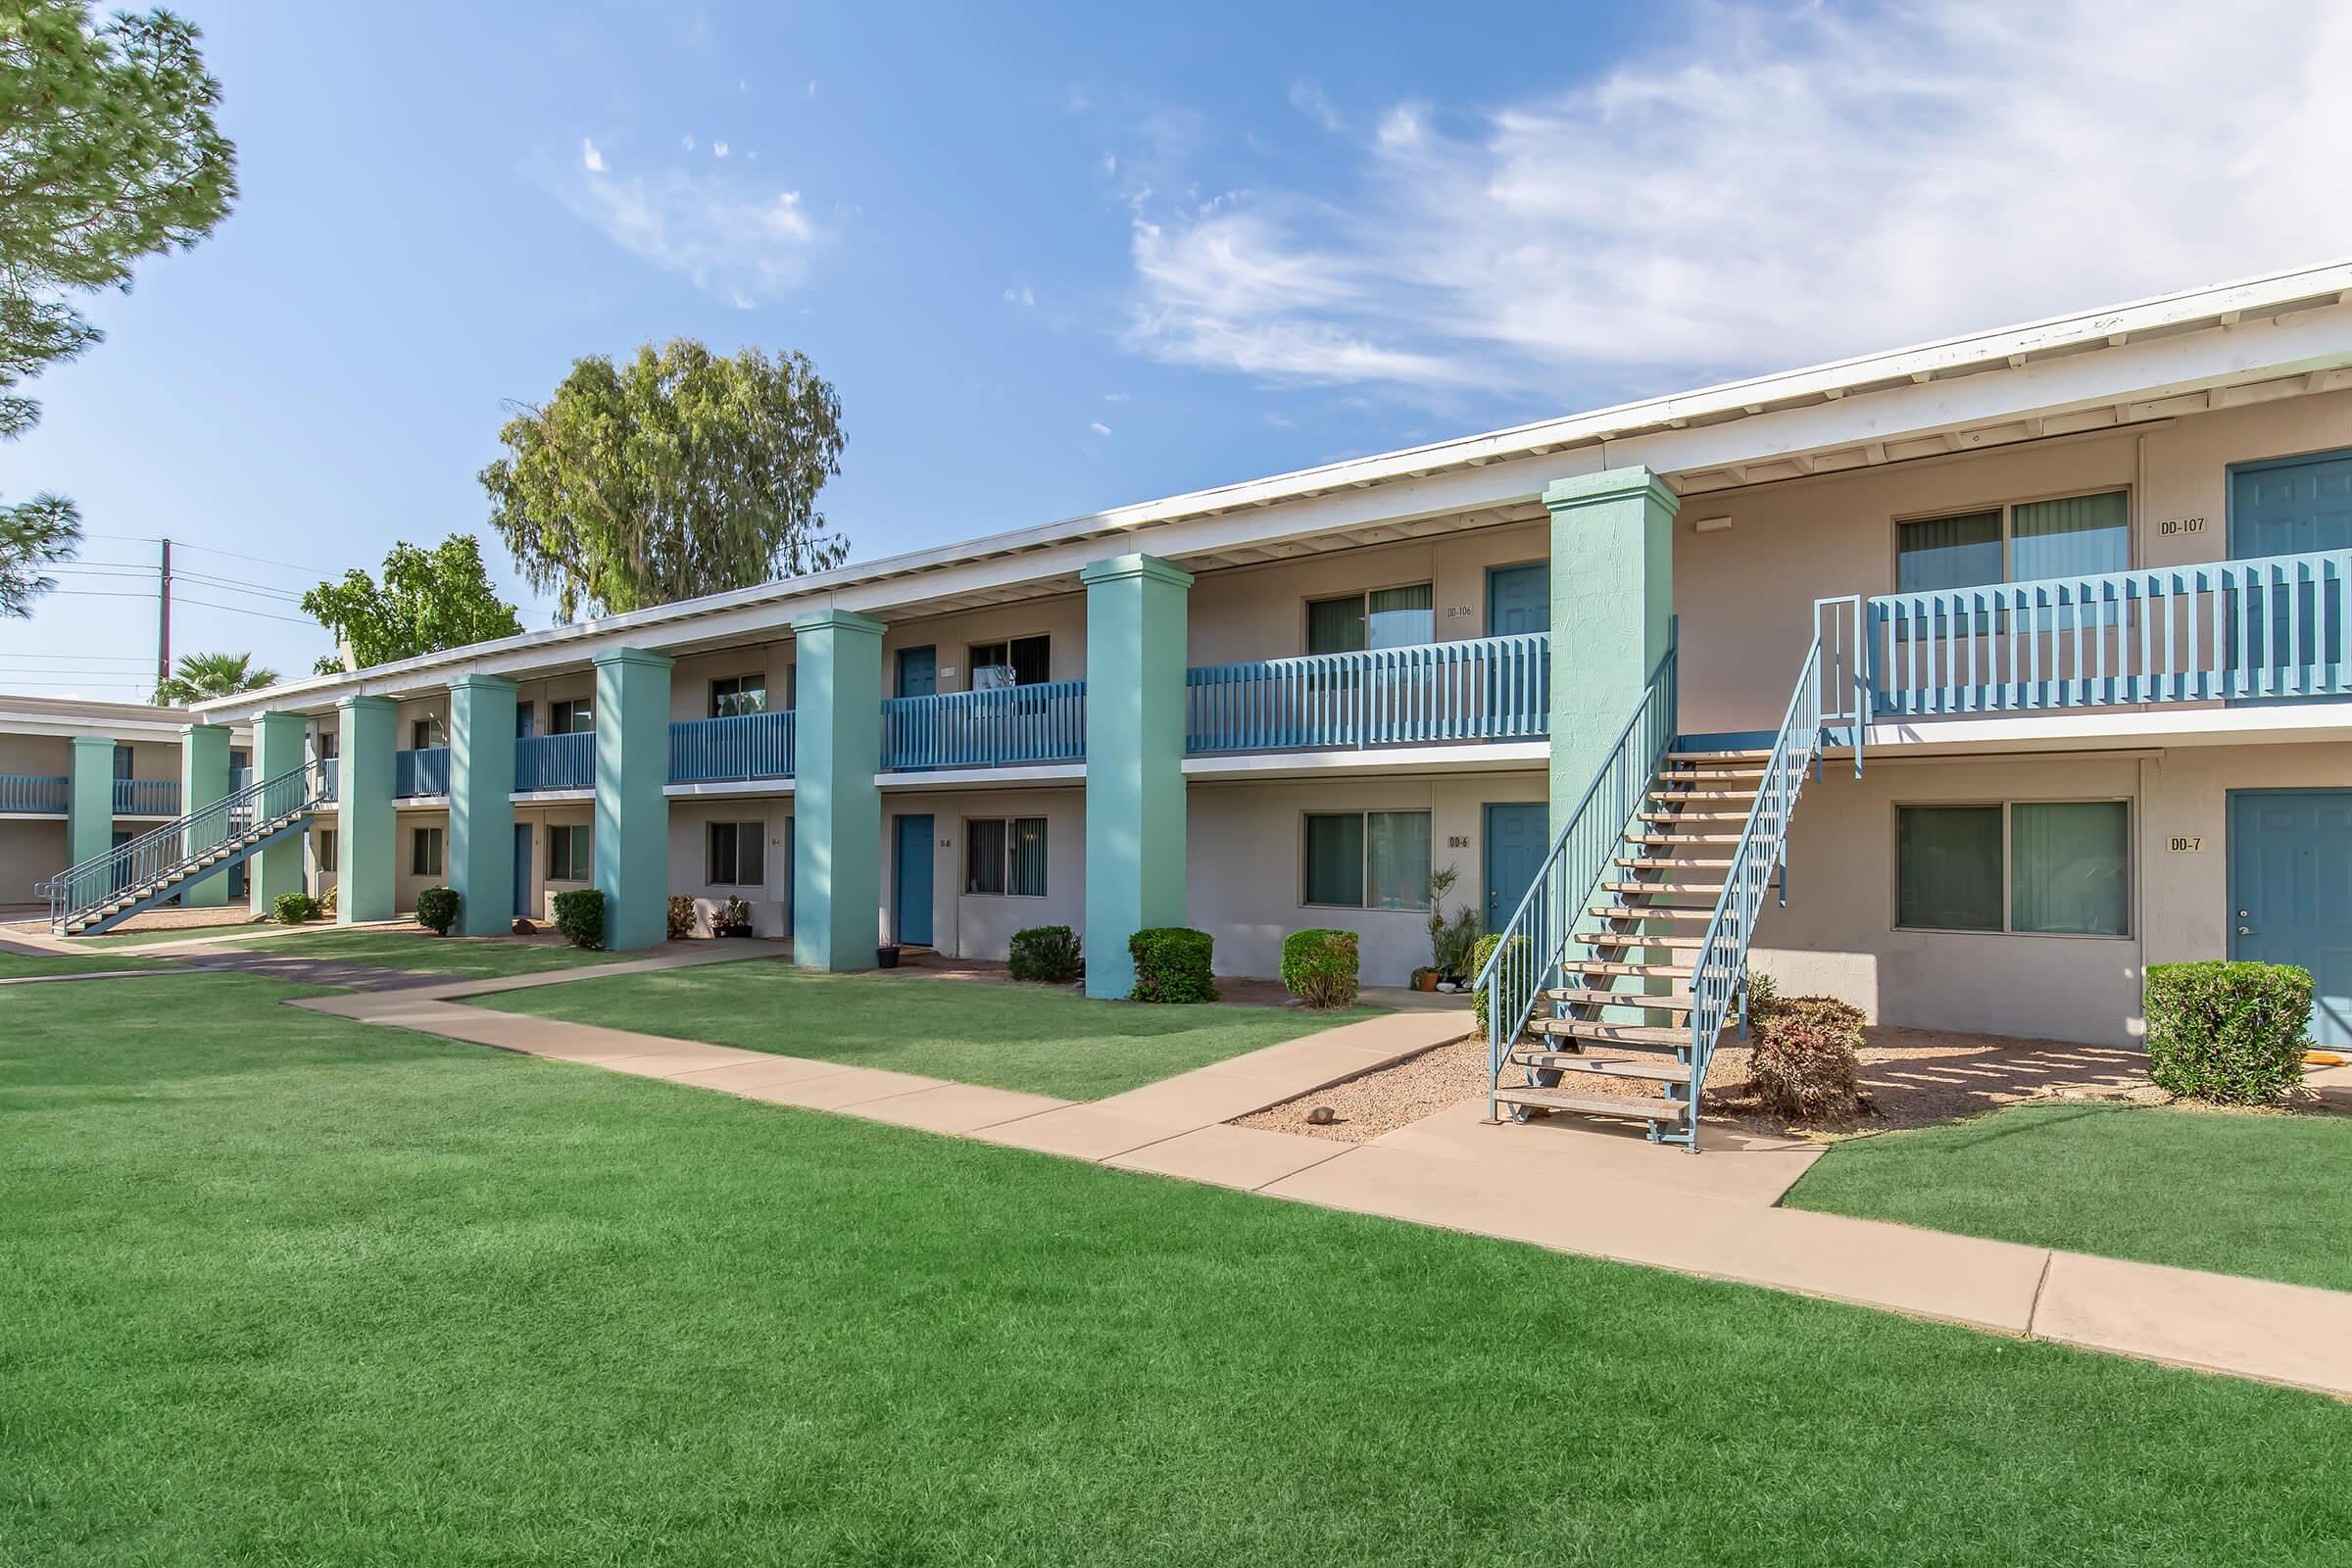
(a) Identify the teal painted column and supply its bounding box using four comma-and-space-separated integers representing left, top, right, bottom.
178, 723, 233, 907
335, 697, 397, 923
448, 673, 518, 936
592, 647, 674, 952
1544, 466, 1679, 830
249, 711, 309, 914
1081, 554, 1194, 1000
66, 735, 115, 868
790, 609, 883, 971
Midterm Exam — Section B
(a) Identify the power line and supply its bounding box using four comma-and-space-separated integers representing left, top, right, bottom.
173, 595, 318, 626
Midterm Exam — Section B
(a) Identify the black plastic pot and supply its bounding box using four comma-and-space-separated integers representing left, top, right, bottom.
876, 945, 902, 969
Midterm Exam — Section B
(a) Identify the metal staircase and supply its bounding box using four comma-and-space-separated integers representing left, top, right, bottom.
1477, 621, 1841, 1151
41, 761, 333, 937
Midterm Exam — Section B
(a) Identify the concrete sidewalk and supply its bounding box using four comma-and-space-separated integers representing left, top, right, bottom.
295, 963, 2352, 1402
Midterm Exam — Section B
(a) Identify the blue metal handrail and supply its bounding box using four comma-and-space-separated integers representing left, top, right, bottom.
515, 731, 594, 792
881, 680, 1085, 770
394, 746, 451, 798
669, 710, 795, 783
1479, 624, 1676, 1118
1683, 634, 1826, 1145
1187, 632, 1548, 753
112, 778, 180, 815
0, 774, 68, 813
1862, 547, 2352, 713
42, 759, 329, 931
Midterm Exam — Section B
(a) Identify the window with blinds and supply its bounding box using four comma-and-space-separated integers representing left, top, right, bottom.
965, 816, 1046, 897
1896, 800, 2129, 936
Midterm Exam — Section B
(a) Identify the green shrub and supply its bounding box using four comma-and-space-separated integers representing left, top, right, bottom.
1280, 928, 1359, 1009
1469, 932, 1529, 1037
1008, 924, 1084, 984
414, 886, 459, 936
1746, 992, 1866, 1122
1129, 926, 1215, 1004
552, 888, 606, 950
666, 895, 697, 941
2145, 960, 2312, 1104
271, 891, 319, 925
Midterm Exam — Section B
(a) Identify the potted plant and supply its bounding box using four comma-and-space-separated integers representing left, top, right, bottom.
715, 896, 756, 938
1410, 965, 1439, 993
1424, 865, 1482, 989
876, 944, 902, 969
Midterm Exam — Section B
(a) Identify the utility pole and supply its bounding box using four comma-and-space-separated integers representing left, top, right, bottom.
157, 537, 172, 692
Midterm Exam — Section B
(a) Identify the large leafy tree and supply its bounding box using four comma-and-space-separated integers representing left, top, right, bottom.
301, 535, 524, 676
0, 3, 237, 615
480, 338, 848, 620
152, 648, 275, 706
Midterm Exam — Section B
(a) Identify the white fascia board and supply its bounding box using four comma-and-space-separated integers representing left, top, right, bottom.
662, 779, 794, 800
512, 789, 596, 805
192, 262, 2352, 723
0, 713, 209, 742
1184, 742, 1549, 780
875, 763, 1084, 791
1852, 704, 2352, 755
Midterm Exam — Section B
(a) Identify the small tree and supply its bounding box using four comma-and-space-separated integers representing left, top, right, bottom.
302, 535, 523, 675
152, 651, 276, 706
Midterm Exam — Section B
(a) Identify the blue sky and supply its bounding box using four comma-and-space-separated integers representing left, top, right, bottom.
7, 0, 2349, 698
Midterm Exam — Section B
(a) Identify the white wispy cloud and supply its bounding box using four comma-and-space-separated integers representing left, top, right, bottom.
1122, 0, 2352, 395
681, 134, 696, 152
580, 137, 605, 172
562, 148, 819, 307
1004, 284, 1036, 307
713, 140, 730, 158
1089, 421, 1112, 437
1287, 80, 1344, 132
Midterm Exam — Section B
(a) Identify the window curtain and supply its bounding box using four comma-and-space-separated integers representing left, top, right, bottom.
966, 818, 1006, 896
1896, 512, 2003, 594
1896, 805, 2002, 930
2010, 801, 2129, 936
1365, 584, 1436, 650
2010, 491, 2129, 581
1008, 817, 1047, 897
1303, 813, 1364, 906
735, 821, 764, 887
707, 821, 736, 886
1008, 637, 1053, 687
1366, 810, 1432, 909
1306, 596, 1366, 656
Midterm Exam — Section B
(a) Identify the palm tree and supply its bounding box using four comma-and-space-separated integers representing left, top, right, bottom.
152, 651, 278, 707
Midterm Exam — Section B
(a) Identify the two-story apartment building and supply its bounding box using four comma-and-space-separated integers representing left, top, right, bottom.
0, 697, 213, 907
54, 260, 2342, 1064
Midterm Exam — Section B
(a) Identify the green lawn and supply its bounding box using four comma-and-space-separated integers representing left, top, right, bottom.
5, 979, 2351, 1563
1787, 1102, 2352, 1293
0, 950, 165, 978
185, 927, 632, 978
484, 961, 1381, 1100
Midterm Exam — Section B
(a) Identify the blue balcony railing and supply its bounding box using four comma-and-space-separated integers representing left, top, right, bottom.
1186, 632, 1550, 754
394, 746, 451, 798
670, 710, 795, 784
515, 731, 594, 792
1825, 549, 2352, 720
882, 681, 1087, 771
112, 778, 180, 815
0, 774, 67, 813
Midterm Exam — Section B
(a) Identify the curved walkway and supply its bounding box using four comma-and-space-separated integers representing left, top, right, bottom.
288, 957, 2352, 1401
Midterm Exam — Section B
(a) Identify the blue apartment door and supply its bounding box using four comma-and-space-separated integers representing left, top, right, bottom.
513, 823, 533, 919
1484, 803, 1549, 929
1487, 563, 1549, 636
2229, 450, 2352, 694
894, 814, 934, 947
2230, 790, 2352, 1049
897, 646, 937, 700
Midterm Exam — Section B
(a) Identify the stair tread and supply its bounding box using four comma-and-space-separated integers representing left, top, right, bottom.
1658, 768, 1765, 781
1582, 933, 1708, 951
1533, 1019, 1708, 1046
1510, 1050, 1694, 1084
1567, 959, 1696, 978
1615, 856, 1734, 869
1665, 750, 1770, 761
1598, 881, 1725, 896
1628, 834, 1745, 846
1545, 986, 1692, 1010
1494, 1085, 1690, 1121
1590, 905, 1717, 921
1638, 810, 1753, 823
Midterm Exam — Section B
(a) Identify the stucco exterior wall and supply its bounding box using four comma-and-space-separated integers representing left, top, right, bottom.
873, 786, 1084, 961
1749, 738, 2352, 1046
514, 802, 595, 923
879, 595, 1089, 694
392, 806, 450, 915
0, 819, 68, 904
1185, 769, 1544, 985
1187, 518, 1548, 666
1672, 389, 2352, 737
668, 645, 797, 724
0, 733, 68, 775
666, 795, 793, 936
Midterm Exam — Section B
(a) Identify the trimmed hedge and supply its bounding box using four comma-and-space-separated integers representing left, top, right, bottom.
415, 886, 459, 936
2145, 960, 2312, 1104
1008, 925, 1084, 985
1281, 928, 1359, 1009
552, 888, 606, 950
270, 891, 320, 926
1469, 932, 1529, 1037
1130, 927, 1216, 1004
1747, 993, 1866, 1122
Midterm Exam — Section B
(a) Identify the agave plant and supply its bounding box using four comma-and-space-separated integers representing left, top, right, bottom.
152, 651, 278, 707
